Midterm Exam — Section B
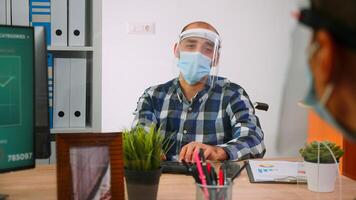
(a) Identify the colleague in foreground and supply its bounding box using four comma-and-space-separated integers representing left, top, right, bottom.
298, 0, 356, 142
133, 21, 265, 162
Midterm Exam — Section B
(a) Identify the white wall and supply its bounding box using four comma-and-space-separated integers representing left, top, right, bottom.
102, 0, 310, 157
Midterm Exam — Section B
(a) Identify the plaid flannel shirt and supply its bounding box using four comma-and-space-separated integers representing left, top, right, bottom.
133, 76, 265, 160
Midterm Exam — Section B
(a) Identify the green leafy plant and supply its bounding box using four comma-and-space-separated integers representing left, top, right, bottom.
299, 141, 344, 163
123, 124, 174, 171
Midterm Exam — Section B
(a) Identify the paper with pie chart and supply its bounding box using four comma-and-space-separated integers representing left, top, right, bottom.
0, 56, 22, 127
248, 160, 307, 182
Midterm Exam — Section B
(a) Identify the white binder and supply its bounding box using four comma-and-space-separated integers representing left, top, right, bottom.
6, 0, 11, 24
51, 0, 67, 46
11, 0, 29, 26
69, 58, 86, 127
0, 0, 6, 24
53, 58, 70, 128
68, 0, 86, 46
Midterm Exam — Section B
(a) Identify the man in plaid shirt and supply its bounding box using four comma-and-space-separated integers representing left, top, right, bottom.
133, 21, 265, 162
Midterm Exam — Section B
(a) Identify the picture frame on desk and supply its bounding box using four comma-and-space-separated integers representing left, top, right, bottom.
56, 133, 124, 200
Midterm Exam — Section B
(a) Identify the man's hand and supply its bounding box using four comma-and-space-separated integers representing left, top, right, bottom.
179, 142, 228, 162
161, 152, 167, 161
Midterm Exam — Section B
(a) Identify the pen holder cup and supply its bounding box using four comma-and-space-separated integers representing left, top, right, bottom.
196, 179, 233, 200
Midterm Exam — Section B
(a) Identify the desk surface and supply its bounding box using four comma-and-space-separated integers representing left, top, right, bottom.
1, 163, 356, 200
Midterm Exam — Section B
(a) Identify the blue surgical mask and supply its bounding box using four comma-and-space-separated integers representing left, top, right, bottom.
177, 51, 212, 85
302, 46, 356, 142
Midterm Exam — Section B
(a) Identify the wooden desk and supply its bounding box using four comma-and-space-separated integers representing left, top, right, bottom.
1, 164, 356, 200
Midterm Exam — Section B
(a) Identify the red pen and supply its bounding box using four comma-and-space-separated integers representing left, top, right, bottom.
219, 168, 224, 185
194, 150, 209, 199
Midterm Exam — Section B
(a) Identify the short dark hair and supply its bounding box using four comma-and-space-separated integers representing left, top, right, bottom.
311, 0, 356, 32
311, 0, 356, 87
180, 21, 219, 35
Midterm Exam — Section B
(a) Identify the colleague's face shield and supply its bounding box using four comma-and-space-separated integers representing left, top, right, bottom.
176, 28, 221, 87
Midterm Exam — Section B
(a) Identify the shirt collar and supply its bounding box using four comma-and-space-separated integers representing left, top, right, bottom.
173, 76, 226, 103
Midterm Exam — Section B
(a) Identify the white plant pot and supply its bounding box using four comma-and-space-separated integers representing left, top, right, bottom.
304, 161, 338, 192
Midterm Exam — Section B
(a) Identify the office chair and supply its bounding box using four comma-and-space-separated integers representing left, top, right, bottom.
254, 102, 269, 112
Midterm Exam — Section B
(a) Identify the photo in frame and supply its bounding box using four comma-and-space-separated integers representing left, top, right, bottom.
56, 133, 124, 200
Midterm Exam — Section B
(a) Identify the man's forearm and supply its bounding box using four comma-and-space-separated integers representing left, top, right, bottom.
218, 136, 265, 160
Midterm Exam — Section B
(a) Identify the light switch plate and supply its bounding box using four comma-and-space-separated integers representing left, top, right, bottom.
127, 22, 155, 35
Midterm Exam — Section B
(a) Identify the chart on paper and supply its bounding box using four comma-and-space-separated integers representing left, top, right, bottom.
248, 160, 307, 182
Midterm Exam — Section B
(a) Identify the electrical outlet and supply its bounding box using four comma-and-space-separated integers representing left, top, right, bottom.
127, 22, 155, 35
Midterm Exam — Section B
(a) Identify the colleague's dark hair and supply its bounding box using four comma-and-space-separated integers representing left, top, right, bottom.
311, 0, 356, 32
311, 0, 356, 87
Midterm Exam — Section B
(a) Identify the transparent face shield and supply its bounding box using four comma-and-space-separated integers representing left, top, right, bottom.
176, 28, 221, 90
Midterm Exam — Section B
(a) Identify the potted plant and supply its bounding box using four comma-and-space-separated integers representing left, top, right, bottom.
299, 141, 344, 192
123, 124, 173, 200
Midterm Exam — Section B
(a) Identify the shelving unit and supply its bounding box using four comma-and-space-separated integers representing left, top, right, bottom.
48, 46, 94, 52
49, 0, 102, 134
1, 0, 102, 134
50, 127, 93, 134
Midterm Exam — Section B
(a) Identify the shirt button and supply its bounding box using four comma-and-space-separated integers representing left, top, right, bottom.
188, 107, 192, 112
183, 130, 187, 134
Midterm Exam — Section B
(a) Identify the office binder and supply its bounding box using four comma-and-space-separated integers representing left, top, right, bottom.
11, 0, 30, 26
69, 58, 86, 127
51, 0, 67, 46
68, 0, 86, 46
30, 0, 51, 45
53, 58, 70, 128
0, 0, 6, 24
47, 53, 53, 128
5, 0, 11, 24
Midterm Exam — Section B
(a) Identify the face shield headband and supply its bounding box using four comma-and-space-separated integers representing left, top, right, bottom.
179, 28, 221, 47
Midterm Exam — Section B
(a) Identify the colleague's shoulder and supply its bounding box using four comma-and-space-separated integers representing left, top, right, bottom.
143, 78, 177, 96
